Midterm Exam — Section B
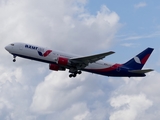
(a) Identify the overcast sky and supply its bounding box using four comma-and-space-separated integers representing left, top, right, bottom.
0, 0, 160, 120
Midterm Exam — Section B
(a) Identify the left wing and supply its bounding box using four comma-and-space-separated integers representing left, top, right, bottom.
70, 51, 115, 67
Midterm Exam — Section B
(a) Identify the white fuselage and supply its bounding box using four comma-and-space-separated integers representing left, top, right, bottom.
5, 42, 112, 70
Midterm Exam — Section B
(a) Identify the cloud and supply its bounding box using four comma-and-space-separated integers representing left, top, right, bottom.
1, 0, 160, 120
134, 2, 147, 9
120, 43, 138, 47
0, 0, 120, 55
29, 71, 124, 120
0, 0, 121, 119
108, 72, 160, 120
109, 94, 152, 120
0, 65, 35, 119
118, 31, 160, 41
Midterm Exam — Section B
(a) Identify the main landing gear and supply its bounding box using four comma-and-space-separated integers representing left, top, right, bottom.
69, 71, 82, 78
13, 55, 16, 62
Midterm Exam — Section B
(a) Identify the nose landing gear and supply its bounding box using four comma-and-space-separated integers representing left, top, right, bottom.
13, 55, 16, 62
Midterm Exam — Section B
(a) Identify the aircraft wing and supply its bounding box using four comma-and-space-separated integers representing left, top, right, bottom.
70, 51, 115, 66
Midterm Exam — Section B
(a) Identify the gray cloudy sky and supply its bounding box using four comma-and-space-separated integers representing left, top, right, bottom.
0, 0, 160, 120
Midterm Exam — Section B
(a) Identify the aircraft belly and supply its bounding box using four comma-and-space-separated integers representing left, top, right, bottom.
83, 63, 145, 77
83, 69, 145, 77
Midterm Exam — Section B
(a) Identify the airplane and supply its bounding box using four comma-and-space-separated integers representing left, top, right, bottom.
5, 42, 154, 78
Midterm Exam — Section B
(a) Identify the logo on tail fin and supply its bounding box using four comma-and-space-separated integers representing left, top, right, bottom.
134, 56, 141, 64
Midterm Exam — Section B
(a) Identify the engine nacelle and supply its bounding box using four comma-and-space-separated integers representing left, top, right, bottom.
57, 57, 69, 66
49, 64, 65, 71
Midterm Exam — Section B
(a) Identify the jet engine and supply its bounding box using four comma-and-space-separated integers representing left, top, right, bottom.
49, 64, 65, 71
57, 57, 69, 66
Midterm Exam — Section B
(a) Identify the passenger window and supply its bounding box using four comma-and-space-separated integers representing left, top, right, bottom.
11, 44, 14, 46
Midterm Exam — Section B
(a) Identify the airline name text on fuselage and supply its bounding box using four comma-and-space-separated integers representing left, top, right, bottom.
25, 44, 38, 50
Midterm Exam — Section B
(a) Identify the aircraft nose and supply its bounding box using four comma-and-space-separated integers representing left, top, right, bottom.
5, 45, 11, 51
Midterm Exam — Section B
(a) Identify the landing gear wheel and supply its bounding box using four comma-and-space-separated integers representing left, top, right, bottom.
69, 73, 77, 78
13, 55, 16, 62
73, 73, 77, 77
69, 74, 73, 78
69, 69, 82, 78
77, 71, 82, 74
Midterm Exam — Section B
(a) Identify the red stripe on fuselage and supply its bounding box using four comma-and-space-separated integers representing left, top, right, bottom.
43, 50, 52, 57
86, 64, 122, 72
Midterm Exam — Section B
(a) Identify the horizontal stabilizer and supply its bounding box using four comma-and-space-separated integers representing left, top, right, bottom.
129, 69, 154, 74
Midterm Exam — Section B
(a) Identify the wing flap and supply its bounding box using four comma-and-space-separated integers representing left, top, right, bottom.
129, 69, 154, 74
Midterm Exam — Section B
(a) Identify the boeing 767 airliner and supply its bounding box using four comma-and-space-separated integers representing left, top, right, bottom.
5, 43, 154, 78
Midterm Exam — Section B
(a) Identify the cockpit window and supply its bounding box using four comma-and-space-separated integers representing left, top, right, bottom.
11, 44, 14, 46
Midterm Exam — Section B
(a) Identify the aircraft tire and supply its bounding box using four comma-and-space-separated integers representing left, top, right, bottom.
73, 74, 76, 77
78, 71, 82, 74
69, 74, 73, 78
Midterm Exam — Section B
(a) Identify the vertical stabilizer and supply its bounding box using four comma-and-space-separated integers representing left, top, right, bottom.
123, 48, 154, 70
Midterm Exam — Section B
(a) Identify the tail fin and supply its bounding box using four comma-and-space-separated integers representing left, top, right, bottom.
123, 47, 154, 70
